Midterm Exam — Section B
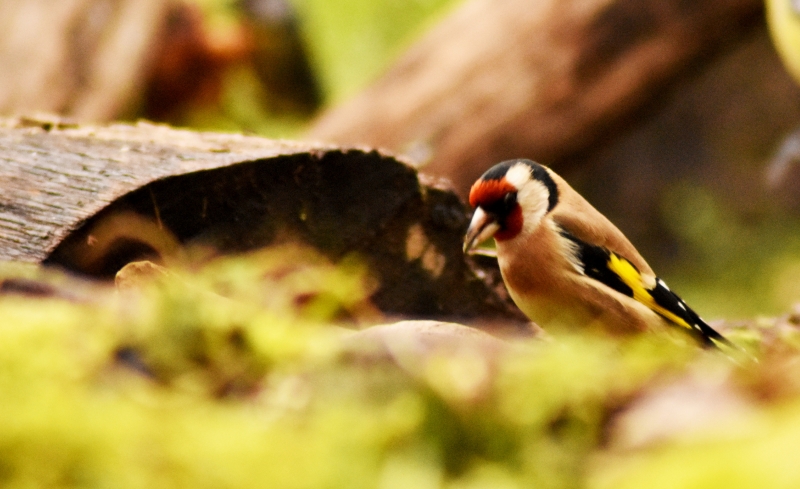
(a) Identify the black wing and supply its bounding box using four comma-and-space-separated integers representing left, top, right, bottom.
559, 229, 731, 348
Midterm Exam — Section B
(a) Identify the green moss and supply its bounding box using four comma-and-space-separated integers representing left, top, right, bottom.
0, 247, 799, 487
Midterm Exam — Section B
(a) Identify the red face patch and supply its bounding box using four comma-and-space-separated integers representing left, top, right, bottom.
468, 178, 523, 241
469, 178, 516, 208
494, 205, 522, 241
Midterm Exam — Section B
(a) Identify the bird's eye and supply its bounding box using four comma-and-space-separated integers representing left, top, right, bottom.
481, 191, 517, 218
503, 192, 517, 208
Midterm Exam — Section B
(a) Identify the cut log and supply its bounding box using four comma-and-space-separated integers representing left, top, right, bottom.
0, 117, 523, 321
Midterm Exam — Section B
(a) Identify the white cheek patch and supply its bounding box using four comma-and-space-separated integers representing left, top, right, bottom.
555, 222, 584, 274
505, 163, 532, 189
517, 179, 550, 236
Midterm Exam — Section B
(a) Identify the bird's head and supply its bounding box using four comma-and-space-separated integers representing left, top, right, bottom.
463, 159, 559, 253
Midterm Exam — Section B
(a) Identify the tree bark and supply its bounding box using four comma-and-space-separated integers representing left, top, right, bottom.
0, 117, 523, 322
0, 0, 173, 121
0, 117, 332, 262
306, 0, 762, 195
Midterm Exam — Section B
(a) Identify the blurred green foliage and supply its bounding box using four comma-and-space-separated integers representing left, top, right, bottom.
287, 0, 459, 103
182, 65, 311, 136
182, 0, 459, 133
0, 247, 799, 488
659, 181, 800, 319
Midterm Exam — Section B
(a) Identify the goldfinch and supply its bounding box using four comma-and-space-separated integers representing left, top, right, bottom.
463, 159, 731, 348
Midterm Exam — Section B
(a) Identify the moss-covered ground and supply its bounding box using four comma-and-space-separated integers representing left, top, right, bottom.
0, 248, 798, 488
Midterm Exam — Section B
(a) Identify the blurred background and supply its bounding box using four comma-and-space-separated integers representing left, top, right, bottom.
1, 0, 800, 319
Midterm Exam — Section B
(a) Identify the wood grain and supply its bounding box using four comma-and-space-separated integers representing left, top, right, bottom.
0, 117, 523, 321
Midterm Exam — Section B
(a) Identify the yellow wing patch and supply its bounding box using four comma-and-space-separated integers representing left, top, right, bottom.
606, 254, 693, 330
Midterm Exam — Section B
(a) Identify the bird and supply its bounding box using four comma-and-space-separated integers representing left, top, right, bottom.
463, 158, 732, 348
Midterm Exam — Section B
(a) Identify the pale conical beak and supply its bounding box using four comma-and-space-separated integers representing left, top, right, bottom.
463, 207, 501, 253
